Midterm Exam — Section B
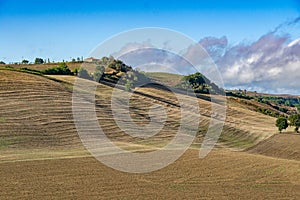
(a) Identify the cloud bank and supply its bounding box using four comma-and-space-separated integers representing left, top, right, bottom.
201, 17, 300, 94
113, 17, 300, 95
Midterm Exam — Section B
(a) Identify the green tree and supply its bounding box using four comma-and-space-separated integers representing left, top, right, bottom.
78, 68, 92, 80
276, 117, 288, 133
295, 104, 300, 113
34, 58, 44, 64
93, 65, 105, 82
178, 72, 223, 94
72, 68, 79, 76
21, 59, 29, 64
125, 80, 133, 91
288, 114, 300, 133
0, 61, 5, 64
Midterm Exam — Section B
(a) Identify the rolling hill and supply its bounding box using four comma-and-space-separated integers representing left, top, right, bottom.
0, 68, 299, 199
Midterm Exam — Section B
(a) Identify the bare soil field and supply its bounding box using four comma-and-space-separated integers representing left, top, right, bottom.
50, 74, 277, 149
0, 149, 300, 199
1, 69, 298, 199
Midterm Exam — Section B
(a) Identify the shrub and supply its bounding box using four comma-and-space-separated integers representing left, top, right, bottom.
42, 63, 72, 75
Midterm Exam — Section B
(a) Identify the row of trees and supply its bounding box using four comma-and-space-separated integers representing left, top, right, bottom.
3, 57, 84, 65
276, 114, 300, 133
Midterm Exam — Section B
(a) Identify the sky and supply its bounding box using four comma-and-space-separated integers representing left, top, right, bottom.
1, 0, 300, 94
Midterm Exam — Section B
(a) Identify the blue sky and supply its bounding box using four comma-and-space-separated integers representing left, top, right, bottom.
1, 0, 300, 94
0, 0, 299, 63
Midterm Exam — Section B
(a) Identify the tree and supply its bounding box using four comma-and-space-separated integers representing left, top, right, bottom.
78, 68, 92, 80
125, 80, 133, 91
21, 59, 29, 64
276, 117, 288, 133
288, 114, 300, 133
34, 58, 44, 64
72, 58, 76, 62
72, 68, 79, 76
93, 65, 105, 82
295, 104, 300, 113
178, 72, 218, 94
0, 61, 5, 64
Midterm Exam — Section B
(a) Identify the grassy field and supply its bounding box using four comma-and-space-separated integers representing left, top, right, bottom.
0, 69, 299, 199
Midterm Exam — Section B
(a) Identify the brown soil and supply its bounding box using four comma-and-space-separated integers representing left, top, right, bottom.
0, 149, 299, 199
1, 70, 297, 199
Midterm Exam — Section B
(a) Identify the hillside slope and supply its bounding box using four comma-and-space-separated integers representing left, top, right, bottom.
247, 134, 300, 161
51, 74, 277, 150
0, 69, 278, 161
0, 70, 87, 161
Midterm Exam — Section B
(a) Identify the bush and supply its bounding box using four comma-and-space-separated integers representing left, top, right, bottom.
42, 63, 73, 75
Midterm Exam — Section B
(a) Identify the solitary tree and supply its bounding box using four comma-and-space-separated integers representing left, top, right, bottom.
124, 80, 133, 91
78, 68, 92, 80
288, 114, 300, 133
276, 117, 288, 133
34, 58, 44, 64
72, 68, 79, 76
21, 59, 29, 64
93, 65, 105, 82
